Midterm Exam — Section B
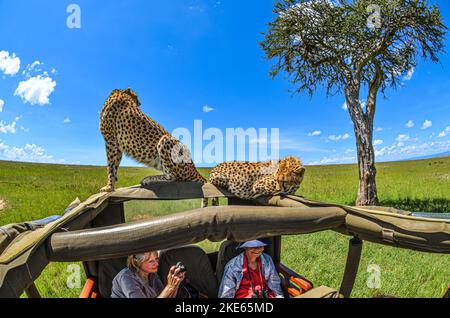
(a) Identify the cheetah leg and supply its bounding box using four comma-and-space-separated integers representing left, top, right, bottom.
113, 146, 123, 182
100, 137, 120, 192
250, 176, 279, 200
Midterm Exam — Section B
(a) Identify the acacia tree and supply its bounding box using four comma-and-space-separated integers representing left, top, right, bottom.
261, 0, 446, 205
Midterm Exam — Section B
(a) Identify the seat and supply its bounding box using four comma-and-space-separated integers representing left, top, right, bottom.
158, 245, 218, 298
215, 241, 241, 285
97, 257, 127, 298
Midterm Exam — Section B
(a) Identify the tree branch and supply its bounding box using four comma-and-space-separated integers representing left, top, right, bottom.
366, 59, 383, 124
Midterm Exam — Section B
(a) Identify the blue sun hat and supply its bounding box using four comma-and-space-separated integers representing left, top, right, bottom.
237, 239, 268, 249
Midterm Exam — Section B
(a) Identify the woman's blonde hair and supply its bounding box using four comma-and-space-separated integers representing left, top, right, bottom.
127, 251, 159, 273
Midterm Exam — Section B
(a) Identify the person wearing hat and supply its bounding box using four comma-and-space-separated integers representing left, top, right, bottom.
218, 239, 284, 298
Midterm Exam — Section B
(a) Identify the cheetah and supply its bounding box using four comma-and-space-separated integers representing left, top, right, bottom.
209, 156, 305, 200
99, 88, 206, 195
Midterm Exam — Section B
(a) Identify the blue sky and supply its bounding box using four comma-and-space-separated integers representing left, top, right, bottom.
0, 0, 449, 167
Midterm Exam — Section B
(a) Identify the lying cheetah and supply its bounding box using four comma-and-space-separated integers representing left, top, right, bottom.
99, 88, 206, 194
209, 156, 305, 200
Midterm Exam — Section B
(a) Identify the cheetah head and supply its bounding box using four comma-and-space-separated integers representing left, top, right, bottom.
273, 156, 305, 194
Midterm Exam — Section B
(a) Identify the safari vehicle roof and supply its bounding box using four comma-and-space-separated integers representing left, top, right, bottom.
0, 181, 449, 298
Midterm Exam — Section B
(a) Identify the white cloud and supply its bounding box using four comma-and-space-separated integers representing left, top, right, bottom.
438, 126, 450, 138
63, 117, 71, 124
374, 139, 383, 146
421, 120, 432, 130
308, 130, 321, 137
310, 135, 450, 164
394, 134, 418, 144
0, 141, 8, 152
0, 141, 63, 163
22, 60, 43, 78
344, 148, 354, 154
328, 133, 350, 141
202, 105, 214, 113
0, 99, 4, 112
23, 61, 57, 78
0, 51, 21, 76
0, 120, 17, 134
30, 61, 42, 69
403, 67, 415, 81
0, 115, 24, 134
375, 127, 383, 132
396, 134, 410, 142
375, 137, 450, 160
342, 102, 348, 110
14, 75, 56, 105
308, 155, 356, 166
405, 120, 414, 128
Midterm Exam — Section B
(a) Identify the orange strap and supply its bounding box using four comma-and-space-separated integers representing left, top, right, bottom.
79, 277, 97, 298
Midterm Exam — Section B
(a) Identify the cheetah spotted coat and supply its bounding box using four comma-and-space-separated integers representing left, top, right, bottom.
209, 157, 305, 200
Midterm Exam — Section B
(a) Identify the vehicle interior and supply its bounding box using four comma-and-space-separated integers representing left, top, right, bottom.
80, 237, 317, 299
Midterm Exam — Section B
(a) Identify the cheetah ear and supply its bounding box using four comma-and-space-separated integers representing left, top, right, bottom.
127, 88, 132, 93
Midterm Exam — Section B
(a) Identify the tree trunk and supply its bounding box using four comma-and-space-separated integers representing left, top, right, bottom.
345, 82, 379, 206
354, 128, 379, 206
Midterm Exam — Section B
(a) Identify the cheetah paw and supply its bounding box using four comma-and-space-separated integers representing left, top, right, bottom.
100, 185, 114, 193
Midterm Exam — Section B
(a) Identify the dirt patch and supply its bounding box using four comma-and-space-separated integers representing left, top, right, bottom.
0, 199, 6, 211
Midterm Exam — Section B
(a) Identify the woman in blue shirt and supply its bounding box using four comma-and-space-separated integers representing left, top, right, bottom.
218, 240, 284, 298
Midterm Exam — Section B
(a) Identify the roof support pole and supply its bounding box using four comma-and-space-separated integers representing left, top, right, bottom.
25, 282, 41, 298
339, 237, 363, 298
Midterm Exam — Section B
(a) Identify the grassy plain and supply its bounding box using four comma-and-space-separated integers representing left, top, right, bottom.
0, 157, 449, 297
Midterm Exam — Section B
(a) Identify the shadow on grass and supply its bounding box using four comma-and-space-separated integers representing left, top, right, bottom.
379, 198, 450, 213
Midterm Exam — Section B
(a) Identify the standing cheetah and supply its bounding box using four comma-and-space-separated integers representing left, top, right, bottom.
209, 156, 305, 200
99, 88, 206, 194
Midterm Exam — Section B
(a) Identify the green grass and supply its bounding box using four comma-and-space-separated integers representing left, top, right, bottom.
1, 158, 449, 298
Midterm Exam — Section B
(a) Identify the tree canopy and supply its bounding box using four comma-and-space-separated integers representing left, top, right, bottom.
261, 0, 447, 98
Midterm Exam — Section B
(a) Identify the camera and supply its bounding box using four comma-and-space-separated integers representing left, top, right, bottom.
175, 261, 186, 273
252, 288, 269, 298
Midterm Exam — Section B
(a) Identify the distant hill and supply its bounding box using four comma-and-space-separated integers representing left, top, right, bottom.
405, 151, 450, 161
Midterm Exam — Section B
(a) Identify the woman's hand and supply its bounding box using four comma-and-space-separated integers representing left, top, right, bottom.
158, 266, 186, 298
167, 265, 185, 289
